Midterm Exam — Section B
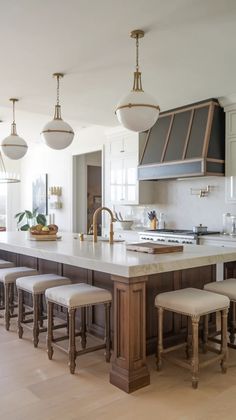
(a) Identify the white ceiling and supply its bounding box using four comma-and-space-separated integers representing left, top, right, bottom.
0, 0, 236, 127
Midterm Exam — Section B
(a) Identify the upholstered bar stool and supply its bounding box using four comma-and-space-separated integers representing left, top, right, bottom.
0, 259, 15, 308
16, 274, 71, 347
155, 288, 230, 389
45, 283, 112, 374
204, 278, 236, 348
0, 267, 38, 330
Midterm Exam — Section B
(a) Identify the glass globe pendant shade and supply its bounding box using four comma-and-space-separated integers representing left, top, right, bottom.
1, 98, 28, 160
41, 73, 74, 150
41, 106, 74, 150
2, 124, 28, 160
116, 90, 160, 132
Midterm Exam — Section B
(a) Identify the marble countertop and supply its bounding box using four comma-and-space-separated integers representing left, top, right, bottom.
200, 234, 236, 242
1, 231, 236, 278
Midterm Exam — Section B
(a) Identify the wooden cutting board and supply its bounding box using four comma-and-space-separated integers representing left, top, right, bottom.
126, 242, 183, 254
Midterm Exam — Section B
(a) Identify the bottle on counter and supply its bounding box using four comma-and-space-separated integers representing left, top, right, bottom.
158, 213, 166, 229
222, 212, 231, 235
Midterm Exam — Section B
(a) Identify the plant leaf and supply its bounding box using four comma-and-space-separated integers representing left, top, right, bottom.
32, 208, 38, 217
15, 212, 23, 218
20, 224, 30, 231
36, 214, 46, 226
18, 213, 25, 223
25, 210, 33, 219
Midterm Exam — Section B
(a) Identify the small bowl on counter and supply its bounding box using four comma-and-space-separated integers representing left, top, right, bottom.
116, 220, 133, 230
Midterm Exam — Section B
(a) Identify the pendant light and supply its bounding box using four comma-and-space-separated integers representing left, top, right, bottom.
115, 29, 160, 132
1, 98, 28, 160
0, 152, 20, 183
41, 73, 74, 150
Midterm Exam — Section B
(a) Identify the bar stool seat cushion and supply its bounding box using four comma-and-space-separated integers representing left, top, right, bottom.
204, 278, 236, 301
0, 267, 38, 284
16, 274, 71, 294
45, 283, 112, 309
155, 287, 229, 316
0, 259, 15, 269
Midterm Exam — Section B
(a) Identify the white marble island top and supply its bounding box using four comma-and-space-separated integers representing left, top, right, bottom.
1, 231, 236, 278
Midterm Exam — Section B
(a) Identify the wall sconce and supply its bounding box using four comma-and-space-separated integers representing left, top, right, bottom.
49, 186, 63, 209
190, 185, 212, 198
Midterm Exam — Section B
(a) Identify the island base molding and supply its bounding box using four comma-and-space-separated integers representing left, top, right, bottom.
110, 363, 150, 393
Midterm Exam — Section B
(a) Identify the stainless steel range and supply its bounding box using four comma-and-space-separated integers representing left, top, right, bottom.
138, 229, 220, 245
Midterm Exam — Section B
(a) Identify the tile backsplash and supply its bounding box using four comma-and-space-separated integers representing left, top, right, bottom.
113, 177, 236, 231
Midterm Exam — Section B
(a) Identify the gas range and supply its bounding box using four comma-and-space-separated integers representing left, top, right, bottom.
139, 229, 220, 245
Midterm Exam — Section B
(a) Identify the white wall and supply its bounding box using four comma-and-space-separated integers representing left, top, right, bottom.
115, 176, 236, 231
16, 111, 110, 231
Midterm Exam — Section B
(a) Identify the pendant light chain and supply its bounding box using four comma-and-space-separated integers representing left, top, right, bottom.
56, 75, 60, 106
133, 32, 143, 91
10, 98, 18, 135
136, 34, 139, 72
12, 100, 16, 124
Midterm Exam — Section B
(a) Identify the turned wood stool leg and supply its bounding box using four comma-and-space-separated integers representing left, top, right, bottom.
221, 308, 228, 374
39, 294, 44, 328
68, 308, 76, 374
191, 315, 200, 389
33, 294, 39, 348
47, 301, 54, 360
202, 314, 209, 353
186, 316, 192, 359
105, 302, 111, 362
4, 283, 10, 331
229, 301, 235, 345
81, 306, 87, 349
9, 283, 15, 315
156, 306, 163, 371
18, 289, 24, 339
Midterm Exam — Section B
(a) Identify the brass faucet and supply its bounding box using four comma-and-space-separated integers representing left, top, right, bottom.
93, 206, 116, 244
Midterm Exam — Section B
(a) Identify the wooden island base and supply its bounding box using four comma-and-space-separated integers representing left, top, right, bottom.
0, 249, 221, 393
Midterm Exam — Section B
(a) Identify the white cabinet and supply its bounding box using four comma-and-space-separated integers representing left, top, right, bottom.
225, 106, 236, 202
199, 236, 236, 248
199, 236, 236, 281
105, 127, 154, 205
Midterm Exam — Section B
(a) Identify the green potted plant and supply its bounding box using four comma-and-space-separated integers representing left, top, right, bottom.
15, 208, 47, 231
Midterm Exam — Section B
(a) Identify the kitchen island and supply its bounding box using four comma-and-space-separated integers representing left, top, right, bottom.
1, 231, 236, 393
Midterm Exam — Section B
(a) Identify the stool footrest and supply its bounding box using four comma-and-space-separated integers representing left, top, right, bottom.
162, 342, 185, 354
200, 354, 223, 368
76, 343, 105, 356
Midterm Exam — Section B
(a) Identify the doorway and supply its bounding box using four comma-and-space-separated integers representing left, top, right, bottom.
72, 150, 102, 234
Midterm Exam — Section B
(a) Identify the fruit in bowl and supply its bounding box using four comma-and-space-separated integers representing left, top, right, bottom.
30, 224, 58, 235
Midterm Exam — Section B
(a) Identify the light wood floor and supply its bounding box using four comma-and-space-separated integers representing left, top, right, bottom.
1, 319, 236, 420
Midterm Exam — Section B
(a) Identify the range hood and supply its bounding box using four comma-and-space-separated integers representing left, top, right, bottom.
138, 98, 225, 180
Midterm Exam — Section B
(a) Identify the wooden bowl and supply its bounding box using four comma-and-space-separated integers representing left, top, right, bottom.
30, 230, 57, 236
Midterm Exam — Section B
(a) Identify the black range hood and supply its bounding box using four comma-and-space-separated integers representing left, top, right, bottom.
138, 98, 225, 180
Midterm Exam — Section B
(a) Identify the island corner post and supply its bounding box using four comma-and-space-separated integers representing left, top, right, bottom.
110, 274, 150, 393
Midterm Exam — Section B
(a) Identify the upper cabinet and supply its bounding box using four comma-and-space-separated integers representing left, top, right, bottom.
138, 99, 225, 180
225, 105, 236, 202
105, 128, 154, 205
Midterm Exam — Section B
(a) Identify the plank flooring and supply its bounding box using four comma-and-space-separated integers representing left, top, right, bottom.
1, 318, 236, 420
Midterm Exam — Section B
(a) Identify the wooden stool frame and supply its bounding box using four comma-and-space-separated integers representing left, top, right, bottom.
0, 282, 21, 330
156, 307, 228, 389
18, 289, 67, 347
47, 300, 111, 374
205, 300, 236, 350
